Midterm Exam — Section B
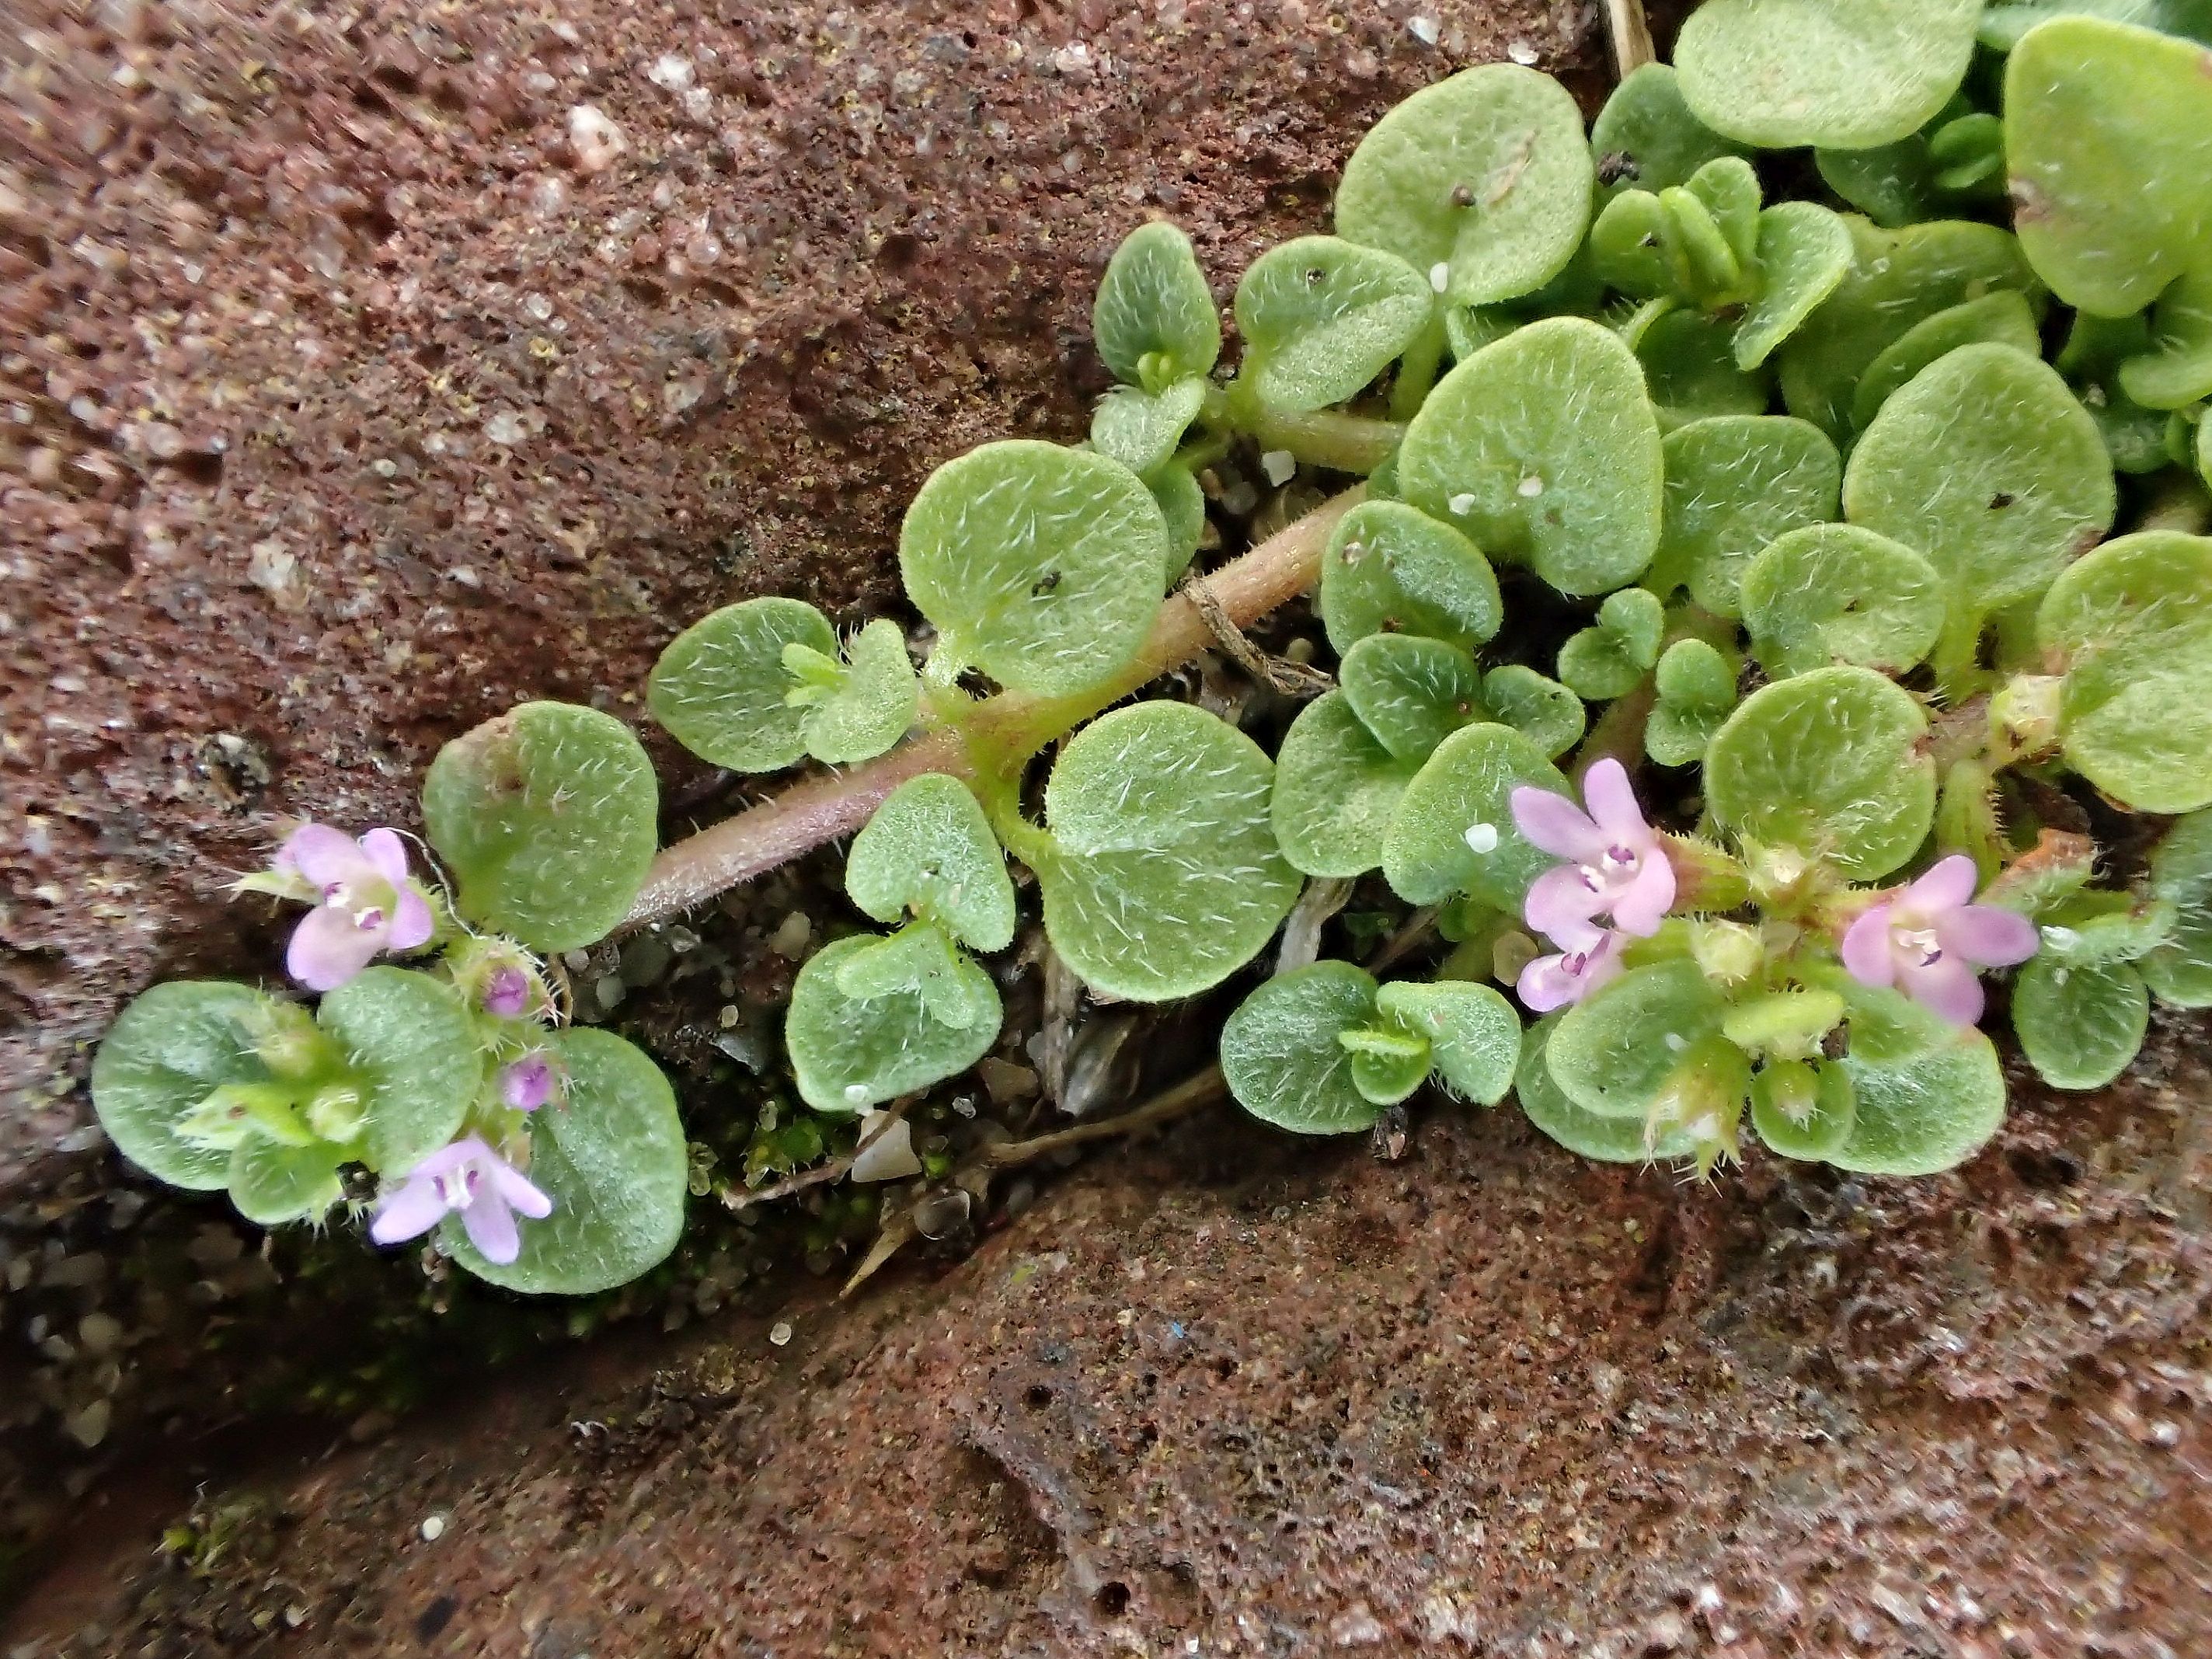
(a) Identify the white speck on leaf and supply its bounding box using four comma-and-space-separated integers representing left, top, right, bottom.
1428, 260, 1450, 294
1464, 822, 1500, 854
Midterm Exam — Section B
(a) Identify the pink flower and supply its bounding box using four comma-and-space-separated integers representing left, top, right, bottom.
368, 1135, 552, 1265
1517, 928, 1628, 1013
500, 1052, 557, 1112
275, 824, 434, 992
482, 965, 532, 1019
1840, 855, 2039, 1026
1510, 758, 1677, 942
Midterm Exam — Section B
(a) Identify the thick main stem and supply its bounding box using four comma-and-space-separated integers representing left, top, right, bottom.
622, 488, 1364, 931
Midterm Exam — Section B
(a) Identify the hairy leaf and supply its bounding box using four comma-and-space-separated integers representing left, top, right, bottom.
1481, 665, 1587, 758
1590, 64, 1750, 200
1735, 203, 1854, 369
1340, 633, 1487, 762
1748, 1060, 1857, 1162
1740, 523, 1946, 677
1516, 1016, 1703, 1162
449, 1030, 687, 1295
1319, 500, 1502, 653
1824, 974, 2008, 1175
1036, 702, 1301, 1002
786, 935, 1002, 1114
1271, 692, 1420, 878
649, 597, 837, 772
1235, 235, 1436, 413
1704, 667, 1935, 880
1336, 64, 1594, 307
92, 981, 290, 1192
900, 440, 1170, 696
1851, 291, 2045, 430
315, 967, 482, 1175
1675, 0, 1982, 150
423, 702, 660, 953
1221, 961, 1383, 1134
1399, 317, 1663, 595
1648, 415, 1841, 615
229, 1138, 347, 1226
846, 774, 1017, 953
1094, 221, 1220, 385
796, 619, 919, 765
1090, 379, 1207, 476
1628, 306, 1770, 428
1382, 723, 1570, 908
1547, 960, 1731, 1122
1374, 979, 1521, 1103
2013, 956, 2150, 1091
2145, 809, 2212, 1007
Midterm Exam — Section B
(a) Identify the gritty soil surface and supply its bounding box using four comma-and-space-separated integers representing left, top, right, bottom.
6, 0, 2212, 1652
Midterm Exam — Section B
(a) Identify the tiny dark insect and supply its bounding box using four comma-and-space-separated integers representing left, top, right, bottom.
1032, 570, 1062, 595
1989, 492, 2016, 509
1597, 151, 1639, 186
1304, 266, 1327, 286
1449, 183, 1476, 207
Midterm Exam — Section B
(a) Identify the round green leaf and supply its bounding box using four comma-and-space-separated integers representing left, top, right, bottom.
1588, 193, 1674, 301
1319, 500, 1502, 654
229, 1138, 346, 1226
2013, 956, 2150, 1091
449, 1029, 687, 1295
1845, 343, 2115, 625
833, 923, 995, 1032
1648, 639, 1740, 768
315, 967, 481, 1175
1649, 415, 1841, 616
1825, 977, 2007, 1176
845, 773, 1016, 953
1221, 961, 1383, 1135
2037, 531, 2212, 812
1734, 203, 1853, 369
1270, 692, 1420, 879
1381, 722, 1570, 908
1740, 523, 1946, 677
1035, 702, 1301, 1002
1339, 633, 1486, 762
1374, 979, 1521, 1105
1235, 236, 1436, 413
423, 701, 659, 953
798, 619, 918, 766
1515, 1016, 1702, 1163
1675, 0, 1982, 151
1546, 960, 1731, 1122
1851, 291, 2045, 430
1094, 221, 1220, 385
786, 935, 1001, 1114
2145, 809, 2212, 1008
2005, 16, 2212, 318
1399, 317, 1663, 596
648, 597, 835, 773
1336, 64, 1594, 308
2120, 267, 2212, 410
1629, 306, 1770, 429
1590, 64, 1751, 200
1345, 1033, 1433, 1107
1817, 134, 1950, 229
1481, 665, 1586, 759
1557, 587, 1666, 703
1776, 218, 2043, 441
2060, 313, 2189, 474
1090, 379, 1207, 476
899, 440, 1169, 696
1704, 667, 1935, 880
1982, 3, 2212, 50
91, 981, 289, 1192
1749, 1060, 1857, 1162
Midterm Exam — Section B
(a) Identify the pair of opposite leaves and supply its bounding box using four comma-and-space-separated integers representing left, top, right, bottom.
92, 971, 687, 1295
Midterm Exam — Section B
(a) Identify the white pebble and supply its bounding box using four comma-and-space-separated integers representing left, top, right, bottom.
567, 104, 626, 174
768, 911, 812, 957
768, 1320, 793, 1347
849, 1111, 923, 1183
1517, 473, 1545, 498
1463, 822, 1500, 854
483, 410, 528, 446
1507, 40, 1539, 66
1409, 15, 1440, 46
420, 1513, 448, 1542
1428, 260, 1451, 294
1447, 492, 1477, 515
646, 53, 695, 92
1260, 448, 1297, 486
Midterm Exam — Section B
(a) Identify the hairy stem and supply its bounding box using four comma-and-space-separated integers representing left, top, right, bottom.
1241, 406, 1405, 475
622, 488, 1364, 930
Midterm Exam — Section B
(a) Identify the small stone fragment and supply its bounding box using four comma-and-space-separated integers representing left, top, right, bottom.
567, 104, 626, 173
1409, 16, 1440, 47
768, 1320, 793, 1347
1260, 449, 1297, 486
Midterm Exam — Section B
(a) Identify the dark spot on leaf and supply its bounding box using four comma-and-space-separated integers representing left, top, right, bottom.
1988, 491, 2015, 509
1031, 570, 1061, 597
1304, 267, 1326, 287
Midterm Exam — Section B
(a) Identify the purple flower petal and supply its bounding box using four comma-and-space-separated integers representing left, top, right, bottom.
486, 1159, 553, 1218
482, 967, 531, 1019
357, 827, 413, 887
1510, 786, 1606, 863
368, 1175, 448, 1246
1905, 854, 1979, 915
1610, 857, 1677, 937
459, 1190, 522, 1264
280, 823, 371, 887
1900, 955, 1985, 1025
286, 904, 385, 992
501, 1055, 555, 1112
1517, 953, 1581, 1013
411, 1136, 489, 1179
1941, 902, 2039, 968
1524, 865, 1608, 946
1580, 758, 1649, 845
387, 887, 435, 953
1840, 904, 1897, 988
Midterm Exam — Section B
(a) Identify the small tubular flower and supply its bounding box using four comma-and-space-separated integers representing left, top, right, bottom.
1517, 928, 1628, 1013
275, 824, 434, 992
500, 1052, 557, 1113
1840, 855, 2039, 1026
368, 1135, 552, 1265
482, 965, 532, 1019
1510, 758, 1677, 940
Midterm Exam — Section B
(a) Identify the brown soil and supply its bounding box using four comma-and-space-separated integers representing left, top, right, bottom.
5, 0, 2211, 1652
